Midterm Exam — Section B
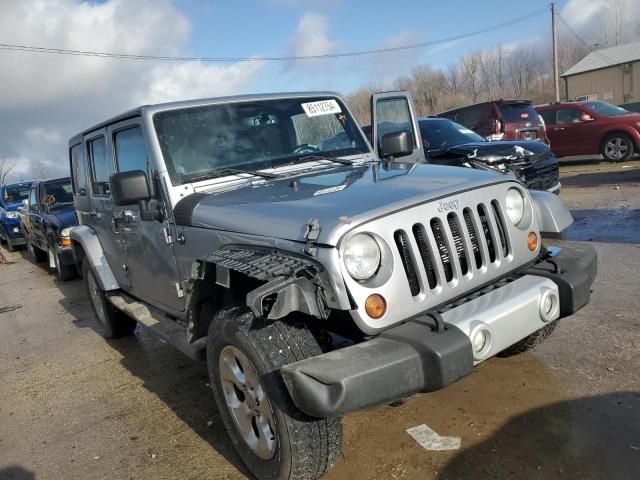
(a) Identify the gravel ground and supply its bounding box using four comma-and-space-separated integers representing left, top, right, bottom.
1, 159, 639, 480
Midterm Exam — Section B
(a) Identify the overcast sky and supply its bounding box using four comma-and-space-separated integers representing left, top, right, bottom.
1, 0, 637, 182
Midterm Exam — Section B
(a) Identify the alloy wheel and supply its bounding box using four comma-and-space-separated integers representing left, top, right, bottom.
605, 137, 629, 160
218, 345, 277, 460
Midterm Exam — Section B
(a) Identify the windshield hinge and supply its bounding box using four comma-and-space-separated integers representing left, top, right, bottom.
163, 226, 174, 245
174, 281, 184, 298
304, 218, 321, 256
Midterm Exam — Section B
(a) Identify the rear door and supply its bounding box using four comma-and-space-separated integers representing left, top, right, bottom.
109, 120, 184, 312
70, 142, 90, 225
371, 91, 424, 164
546, 107, 585, 156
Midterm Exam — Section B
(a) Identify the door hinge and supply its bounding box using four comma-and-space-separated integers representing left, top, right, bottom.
163, 226, 174, 245
174, 282, 184, 298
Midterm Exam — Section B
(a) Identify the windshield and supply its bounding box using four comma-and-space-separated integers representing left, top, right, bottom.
42, 179, 74, 210
419, 119, 485, 149
3, 183, 30, 203
498, 103, 540, 123
153, 97, 370, 184
583, 101, 630, 117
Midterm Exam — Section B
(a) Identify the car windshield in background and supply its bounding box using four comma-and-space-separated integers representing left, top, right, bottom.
3, 184, 30, 203
153, 97, 370, 184
499, 103, 539, 122
584, 101, 631, 117
419, 119, 485, 149
42, 179, 74, 209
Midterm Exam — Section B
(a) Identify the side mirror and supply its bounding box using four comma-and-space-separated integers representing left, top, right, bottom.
110, 170, 151, 206
380, 131, 414, 159
580, 114, 594, 122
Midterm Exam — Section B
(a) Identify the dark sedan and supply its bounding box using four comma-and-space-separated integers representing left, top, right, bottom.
418, 117, 560, 193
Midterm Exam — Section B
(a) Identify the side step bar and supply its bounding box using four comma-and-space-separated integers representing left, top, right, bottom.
106, 293, 206, 361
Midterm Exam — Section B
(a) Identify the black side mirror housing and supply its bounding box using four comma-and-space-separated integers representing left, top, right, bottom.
380, 131, 414, 159
110, 170, 152, 206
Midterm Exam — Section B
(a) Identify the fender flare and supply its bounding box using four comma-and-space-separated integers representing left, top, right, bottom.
530, 190, 573, 233
69, 225, 119, 291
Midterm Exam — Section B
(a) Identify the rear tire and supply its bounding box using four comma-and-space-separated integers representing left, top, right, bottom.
207, 306, 342, 480
82, 260, 136, 338
498, 320, 559, 357
601, 133, 634, 162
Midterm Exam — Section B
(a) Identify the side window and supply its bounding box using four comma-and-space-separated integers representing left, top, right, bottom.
28, 187, 38, 212
114, 126, 148, 174
70, 144, 88, 195
462, 106, 484, 129
539, 110, 556, 125
88, 136, 111, 195
556, 108, 582, 125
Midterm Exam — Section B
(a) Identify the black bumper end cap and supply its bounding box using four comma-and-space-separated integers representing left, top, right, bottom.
527, 243, 597, 317
281, 320, 473, 418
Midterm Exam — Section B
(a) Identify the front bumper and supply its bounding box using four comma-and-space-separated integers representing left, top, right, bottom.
282, 244, 597, 418
1, 221, 25, 241
516, 153, 560, 192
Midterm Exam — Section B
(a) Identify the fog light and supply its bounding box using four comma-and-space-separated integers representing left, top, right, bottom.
539, 289, 559, 322
12, 227, 20, 233
472, 330, 487, 353
527, 232, 538, 251
365, 294, 386, 319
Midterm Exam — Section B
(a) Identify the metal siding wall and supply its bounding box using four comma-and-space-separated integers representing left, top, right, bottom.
566, 66, 627, 104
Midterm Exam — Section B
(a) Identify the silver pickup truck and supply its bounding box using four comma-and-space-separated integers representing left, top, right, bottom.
68, 91, 596, 480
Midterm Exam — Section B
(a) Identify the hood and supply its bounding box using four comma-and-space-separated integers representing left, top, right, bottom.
2, 201, 23, 212
46, 206, 77, 228
186, 162, 509, 246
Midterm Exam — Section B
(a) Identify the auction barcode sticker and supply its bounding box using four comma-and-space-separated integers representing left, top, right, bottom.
301, 99, 341, 117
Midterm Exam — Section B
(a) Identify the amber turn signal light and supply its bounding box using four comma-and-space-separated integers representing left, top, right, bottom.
527, 232, 538, 251
365, 294, 387, 319
60, 238, 72, 247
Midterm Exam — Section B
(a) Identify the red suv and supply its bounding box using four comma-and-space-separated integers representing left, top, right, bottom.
437, 99, 548, 143
535, 101, 640, 161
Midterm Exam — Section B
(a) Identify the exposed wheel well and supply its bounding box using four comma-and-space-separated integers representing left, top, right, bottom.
71, 241, 86, 276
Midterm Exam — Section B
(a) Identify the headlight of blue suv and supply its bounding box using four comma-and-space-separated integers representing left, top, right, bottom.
60, 227, 73, 238
343, 233, 381, 281
5, 211, 18, 219
505, 188, 525, 225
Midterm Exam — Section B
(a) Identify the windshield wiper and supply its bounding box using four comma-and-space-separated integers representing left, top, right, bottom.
294, 154, 355, 165
187, 168, 280, 183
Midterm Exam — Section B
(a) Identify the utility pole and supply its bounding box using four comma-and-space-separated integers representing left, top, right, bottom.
551, 2, 560, 102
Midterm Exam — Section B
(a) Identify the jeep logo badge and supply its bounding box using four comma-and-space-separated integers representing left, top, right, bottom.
438, 199, 460, 212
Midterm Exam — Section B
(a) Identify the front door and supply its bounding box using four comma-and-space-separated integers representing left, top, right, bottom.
546, 107, 593, 156
370, 91, 425, 163
85, 129, 131, 289
109, 120, 184, 312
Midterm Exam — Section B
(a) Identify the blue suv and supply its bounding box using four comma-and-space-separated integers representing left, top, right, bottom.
0, 181, 33, 251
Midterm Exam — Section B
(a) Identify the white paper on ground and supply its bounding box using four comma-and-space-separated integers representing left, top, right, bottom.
406, 424, 461, 451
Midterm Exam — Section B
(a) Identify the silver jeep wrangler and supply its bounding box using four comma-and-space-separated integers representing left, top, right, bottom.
68, 91, 596, 480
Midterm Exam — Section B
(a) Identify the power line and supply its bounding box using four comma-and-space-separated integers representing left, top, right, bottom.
0, 7, 548, 63
555, 12, 619, 67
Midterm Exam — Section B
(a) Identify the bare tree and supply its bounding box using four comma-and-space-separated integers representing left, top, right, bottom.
0, 157, 16, 184
31, 158, 49, 179
445, 62, 461, 95
599, 0, 629, 46
460, 52, 483, 103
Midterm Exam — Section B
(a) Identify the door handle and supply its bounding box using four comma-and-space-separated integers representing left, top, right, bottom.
553, 127, 565, 131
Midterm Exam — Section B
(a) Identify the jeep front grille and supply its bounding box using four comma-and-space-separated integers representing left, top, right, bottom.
395, 200, 511, 296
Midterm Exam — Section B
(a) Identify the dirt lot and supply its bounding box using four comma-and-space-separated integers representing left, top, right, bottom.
1, 159, 639, 480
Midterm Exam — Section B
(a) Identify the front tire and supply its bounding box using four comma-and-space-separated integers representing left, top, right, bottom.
27, 237, 47, 263
498, 320, 558, 357
601, 133, 634, 161
50, 244, 76, 281
207, 307, 342, 480
82, 260, 136, 338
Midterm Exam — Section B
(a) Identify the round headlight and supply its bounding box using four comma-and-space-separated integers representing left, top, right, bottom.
60, 227, 73, 238
5, 211, 19, 219
343, 233, 381, 281
505, 188, 525, 225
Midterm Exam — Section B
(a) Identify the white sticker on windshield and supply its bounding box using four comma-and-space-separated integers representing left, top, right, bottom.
302, 99, 342, 117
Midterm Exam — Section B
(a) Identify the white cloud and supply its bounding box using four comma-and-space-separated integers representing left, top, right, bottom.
288, 12, 340, 59
560, 0, 640, 44
0, 0, 265, 181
